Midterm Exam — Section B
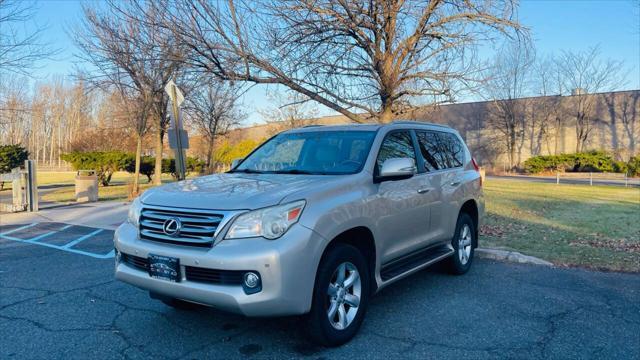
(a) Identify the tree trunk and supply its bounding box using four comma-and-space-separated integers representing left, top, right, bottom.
379, 104, 394, 123
154, 128, 163, 186
133, 135, 142, 195
206, 136, 215, 173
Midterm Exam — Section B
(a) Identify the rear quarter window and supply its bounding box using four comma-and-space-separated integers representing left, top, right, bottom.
437, 132, 465, 168
416, 130, 465, 171
416, 131, 447, 171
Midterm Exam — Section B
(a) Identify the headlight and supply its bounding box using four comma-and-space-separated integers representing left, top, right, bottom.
225, 200, 306, 240
128, 197, 143, 227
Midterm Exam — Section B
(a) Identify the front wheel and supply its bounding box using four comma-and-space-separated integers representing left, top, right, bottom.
446, 213, 476, 275
307, 244, 370, 346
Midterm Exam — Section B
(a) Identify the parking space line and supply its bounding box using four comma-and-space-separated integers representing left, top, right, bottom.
0, 223, 37, 236
62, 229, 104, 249
28, 231, 58, 242
0, 224, 113, 259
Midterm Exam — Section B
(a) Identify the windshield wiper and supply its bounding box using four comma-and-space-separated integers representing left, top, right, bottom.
273, 169, 325, 175
229, 168, 264, 174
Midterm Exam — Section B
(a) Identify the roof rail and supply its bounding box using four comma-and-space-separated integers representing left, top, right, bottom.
302, 124, 323, 128
390, 120, 451, 128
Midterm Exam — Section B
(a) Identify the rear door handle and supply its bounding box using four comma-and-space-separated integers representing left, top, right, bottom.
450, 181, 461, 187
417, 188, 431, 194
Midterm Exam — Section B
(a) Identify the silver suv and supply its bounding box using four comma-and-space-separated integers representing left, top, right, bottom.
114, 122, 484, 346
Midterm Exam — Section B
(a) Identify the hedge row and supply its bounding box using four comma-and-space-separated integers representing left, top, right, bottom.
0, 144, 29, 173
61, 151, 205, 186
523, 151, 640, 176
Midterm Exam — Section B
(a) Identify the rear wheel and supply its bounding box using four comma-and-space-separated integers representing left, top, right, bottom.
307, 244, 370, 346
446, 213, 475, 275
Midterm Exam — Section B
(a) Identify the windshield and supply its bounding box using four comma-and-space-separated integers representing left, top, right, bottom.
233, 130, 376, 175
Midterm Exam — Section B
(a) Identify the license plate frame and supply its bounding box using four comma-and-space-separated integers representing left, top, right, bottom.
148, 254, 180, 282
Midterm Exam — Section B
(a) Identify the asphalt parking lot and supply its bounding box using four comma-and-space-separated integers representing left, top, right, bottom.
1, 222, 639, 359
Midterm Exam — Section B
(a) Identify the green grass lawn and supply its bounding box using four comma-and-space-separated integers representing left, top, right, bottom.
481, 178, 640, 272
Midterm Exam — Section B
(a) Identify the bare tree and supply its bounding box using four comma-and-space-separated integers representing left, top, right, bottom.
146, 0, 524, 123
0, 0, 58, 76
74, 1, 184, 191
0, 76, 30, 144
604, 91, 640, 158
259, 90, 318, 134
555, 46, 628, 152
529, 56, 562, 155
184, 80, 245, 172
483, 41, 534, 169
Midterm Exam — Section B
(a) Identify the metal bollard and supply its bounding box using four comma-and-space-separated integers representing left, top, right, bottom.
25, 160, 38, 212
590, 172, 593, 186
556, 172, 560, 185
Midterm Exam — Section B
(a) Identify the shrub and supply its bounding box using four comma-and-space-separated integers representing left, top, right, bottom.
0, 144, 29, 173
62, 151, 207, 184
571, 151, 616, 172
122, 155, 155, 183
61, 151, 129, 186
523, 154, 573, 174
524, 151, 624, 174
162, 157, 206, 180
628, 156, 640, 177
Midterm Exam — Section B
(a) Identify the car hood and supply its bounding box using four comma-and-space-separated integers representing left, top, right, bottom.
140, 173, 340, 210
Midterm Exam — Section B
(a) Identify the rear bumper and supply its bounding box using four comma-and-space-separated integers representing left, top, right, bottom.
113, 222, 325, 317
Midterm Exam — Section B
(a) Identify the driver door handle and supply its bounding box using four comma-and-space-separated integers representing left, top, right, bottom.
417, 188, 431, 194
450, 181, 461, 187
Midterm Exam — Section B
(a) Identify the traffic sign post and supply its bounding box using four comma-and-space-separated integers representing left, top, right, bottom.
165, 80, 187, 181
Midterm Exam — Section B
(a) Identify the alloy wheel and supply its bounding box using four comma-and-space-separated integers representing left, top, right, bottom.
458, 224, 472, 265
326, 262, 361, 330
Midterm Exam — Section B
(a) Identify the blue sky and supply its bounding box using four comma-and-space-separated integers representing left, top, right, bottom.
26, 0, 640, 124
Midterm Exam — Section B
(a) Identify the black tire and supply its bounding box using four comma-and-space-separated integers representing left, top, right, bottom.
307, 243, 370, 346
446, 212, 476, 275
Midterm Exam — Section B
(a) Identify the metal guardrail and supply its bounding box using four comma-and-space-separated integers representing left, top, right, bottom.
553, 172, 636, 186
489, 173, 639, 187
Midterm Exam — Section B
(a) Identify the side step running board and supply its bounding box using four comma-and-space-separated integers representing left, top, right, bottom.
380, 244, 454, 281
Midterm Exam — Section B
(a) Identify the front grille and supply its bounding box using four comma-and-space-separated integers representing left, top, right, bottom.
121, 253, 149, 271
185, 266, 245, 285
120, 252, 247, 286
139, 207, 224, 247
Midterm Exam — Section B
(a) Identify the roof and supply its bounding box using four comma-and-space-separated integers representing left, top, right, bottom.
284, 120, 452, 134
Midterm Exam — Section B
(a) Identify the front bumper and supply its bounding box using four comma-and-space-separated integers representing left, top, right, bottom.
114, 222, 325, 317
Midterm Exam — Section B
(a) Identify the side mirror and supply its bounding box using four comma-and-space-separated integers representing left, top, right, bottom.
378, 157, 416, 180
231, 158, 243, 169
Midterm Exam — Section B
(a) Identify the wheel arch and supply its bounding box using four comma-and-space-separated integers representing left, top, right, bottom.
319, 226, 377, 294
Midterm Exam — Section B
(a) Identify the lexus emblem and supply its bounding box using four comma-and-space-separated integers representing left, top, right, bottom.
162, 218, 182, 237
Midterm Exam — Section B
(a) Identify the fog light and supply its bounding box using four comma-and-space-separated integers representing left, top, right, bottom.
244, 272, 260, 288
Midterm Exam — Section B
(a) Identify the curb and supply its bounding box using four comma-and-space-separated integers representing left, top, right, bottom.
476, 248, 554, 267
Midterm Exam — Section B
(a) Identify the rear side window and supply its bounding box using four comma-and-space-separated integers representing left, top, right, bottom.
416, 131, 464, 171
416, 131, 447, 171
376, 131, 416, 173
438, 132, 465, 168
